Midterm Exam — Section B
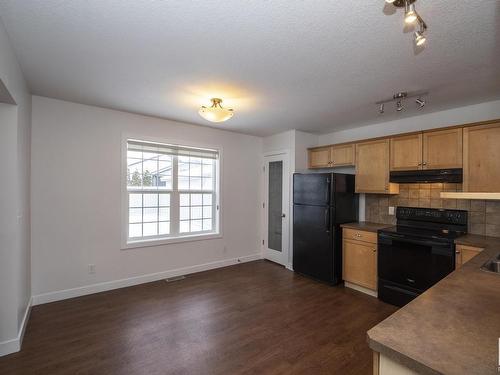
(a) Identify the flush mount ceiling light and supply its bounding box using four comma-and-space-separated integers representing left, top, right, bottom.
376, 91, 428, 114
198, 98, 234, 123
385, 0, 428, 48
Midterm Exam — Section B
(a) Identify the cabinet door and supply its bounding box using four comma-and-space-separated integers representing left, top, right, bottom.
343, 239, 377, 290
331, 144, 355, 167
463, 122, 500, 192
308, 147, 331, 169
390, 133, 423, 171
356, 139, 398, 194
423, 128, 462, 169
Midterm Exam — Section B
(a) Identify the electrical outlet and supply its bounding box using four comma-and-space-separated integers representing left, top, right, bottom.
388, 206, 395, 215
88, 264, 96, 274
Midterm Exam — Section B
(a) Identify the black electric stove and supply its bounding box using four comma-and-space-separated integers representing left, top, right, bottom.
377, 206, 467, 307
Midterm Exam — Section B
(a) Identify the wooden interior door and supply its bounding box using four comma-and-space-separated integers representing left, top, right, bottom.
308, 147, 331, 168
463, 122, 500, 192
389, 133, 423, 171
343, 239, 377, 290
355, 139, 397, 194
422, 128, 462, 169
330, 144, 355, 167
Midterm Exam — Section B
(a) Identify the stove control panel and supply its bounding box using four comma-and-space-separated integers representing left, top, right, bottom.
396, 207, 468, 225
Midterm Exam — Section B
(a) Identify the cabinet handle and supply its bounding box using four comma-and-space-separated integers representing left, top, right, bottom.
422, 162, 427, 166
455, 250, 461, 254
372, 249, 377, 253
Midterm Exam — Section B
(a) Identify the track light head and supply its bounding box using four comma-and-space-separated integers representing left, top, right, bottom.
416, 98, 425, 109
404, 2, 418, 24
379, 103, 385, 114
396, 100, 404, 112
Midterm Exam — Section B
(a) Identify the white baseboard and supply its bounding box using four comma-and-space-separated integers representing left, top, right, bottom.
32, 254, 261, 306
0, 297, 32, 357
344, 281, 378, 298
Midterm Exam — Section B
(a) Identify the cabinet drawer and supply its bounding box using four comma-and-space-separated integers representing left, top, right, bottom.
343, 228, 377, 244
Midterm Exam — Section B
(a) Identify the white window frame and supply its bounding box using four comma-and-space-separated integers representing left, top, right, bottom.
121, 135, 222, 249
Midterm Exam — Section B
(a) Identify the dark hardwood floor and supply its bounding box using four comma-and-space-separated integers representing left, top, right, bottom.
0, 260, 396, 375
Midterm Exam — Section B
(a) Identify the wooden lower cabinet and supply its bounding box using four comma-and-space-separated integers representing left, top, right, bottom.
343, 229, 377, 291
455, 244, 484, 269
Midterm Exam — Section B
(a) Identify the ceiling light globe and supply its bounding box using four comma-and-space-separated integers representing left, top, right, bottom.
385, 0, 396, 3
414, 31, 426, 46
198, 98, 234, 123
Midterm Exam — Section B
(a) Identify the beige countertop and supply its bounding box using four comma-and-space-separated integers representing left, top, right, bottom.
367, 235, 500, 375
340, 221, 392, 233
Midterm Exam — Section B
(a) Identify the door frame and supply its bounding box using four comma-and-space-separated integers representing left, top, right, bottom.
262, 150, 290, 266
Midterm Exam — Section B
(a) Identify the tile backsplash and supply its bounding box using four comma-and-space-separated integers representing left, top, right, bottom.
365, 183, 500, 237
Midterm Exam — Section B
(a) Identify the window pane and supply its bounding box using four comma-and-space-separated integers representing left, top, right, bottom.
180, 207, 190, 220
159, 222, 170, 235
190, 157, 202, 164
143, 207, 158, 222
180, 194, 189, 206
203, 219, 212, 231
191, 220, 202, 232
191, 194, 202, 206
159, 207, 170, 221
129, 223, 142, 238
158, 175, 172, 190
143, 194, 158, 207
190, 163, 201, 177
190, 177, 202, 190
129, 208, 142, 224
202, 178, 213, 191
202, 164, 213, 178
180, 220, 190, 233
159, 194, 170, 206
191, 207, 202, 220
203, 194, 212, 205
179, 162, 189, 176
179, 176, 189, 190
203, 206, 212, 218
143, 222, 157, 236
129, 193, 142, 208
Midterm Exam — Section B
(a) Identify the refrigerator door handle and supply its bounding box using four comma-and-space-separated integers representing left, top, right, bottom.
324, 208, 330, 233
325, 178, 330, 204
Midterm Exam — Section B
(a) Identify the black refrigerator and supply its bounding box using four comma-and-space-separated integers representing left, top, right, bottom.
293, 173, 358, 284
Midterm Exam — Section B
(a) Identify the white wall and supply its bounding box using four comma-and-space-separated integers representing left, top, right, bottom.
0, 18, 32, 354
31, 96, 262, 300
319, 99, 500, 145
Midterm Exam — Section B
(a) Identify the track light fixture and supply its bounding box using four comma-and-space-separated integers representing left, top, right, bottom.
375, 91, 428, 114
386, 0, 428, 49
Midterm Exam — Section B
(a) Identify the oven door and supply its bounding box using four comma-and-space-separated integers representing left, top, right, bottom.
378, 232, 455, 292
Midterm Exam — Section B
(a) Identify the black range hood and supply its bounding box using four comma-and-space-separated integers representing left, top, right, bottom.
390, 169, 463, 183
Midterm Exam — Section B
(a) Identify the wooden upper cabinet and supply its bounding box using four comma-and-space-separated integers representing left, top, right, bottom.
422, 128, 463, 169
463, 122, 500, 192
308, 147, 331, 169
390, 133, 423, 171
356, 139, 399, 194
331, 143, 355, 167
308, 144, 355, 169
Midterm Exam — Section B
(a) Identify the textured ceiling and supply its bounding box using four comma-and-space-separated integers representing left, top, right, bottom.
0, 0, 499, 136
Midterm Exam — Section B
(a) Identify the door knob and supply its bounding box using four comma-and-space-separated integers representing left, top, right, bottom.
281, 213, 286, 218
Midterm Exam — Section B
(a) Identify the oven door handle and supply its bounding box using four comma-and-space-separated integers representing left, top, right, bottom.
378, 233, 449, 248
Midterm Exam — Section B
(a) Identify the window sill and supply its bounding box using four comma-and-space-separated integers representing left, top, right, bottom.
122, 232, 222, 250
